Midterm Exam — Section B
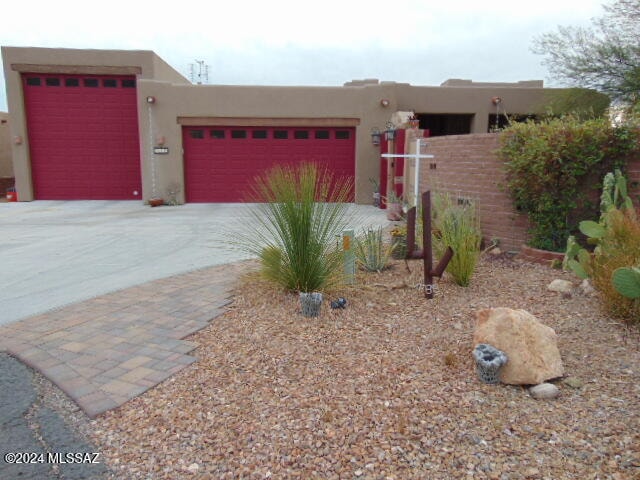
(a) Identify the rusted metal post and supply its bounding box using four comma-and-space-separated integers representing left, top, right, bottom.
405, 190, 454, 299
406, 206, 423, 259
423, 191, 434, 298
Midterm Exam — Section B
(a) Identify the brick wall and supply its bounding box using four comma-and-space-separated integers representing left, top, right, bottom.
418, 133, 529, 253
417, 132, 640, 253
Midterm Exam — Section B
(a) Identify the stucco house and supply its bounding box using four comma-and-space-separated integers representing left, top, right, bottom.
2, 46, 559, 204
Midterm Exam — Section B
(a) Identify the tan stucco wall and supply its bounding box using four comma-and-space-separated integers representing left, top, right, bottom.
1, 46, 188, 201
2, 46, 555, 204
136, 80, 397, 203
0, 111, 12, 177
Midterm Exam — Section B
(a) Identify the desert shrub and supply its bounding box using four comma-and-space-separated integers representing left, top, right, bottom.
354, 227, 393, 272
499, 115, 639, 251
432, 193, 482, 287
588, 209, 640, 322
238, 163, 353, 293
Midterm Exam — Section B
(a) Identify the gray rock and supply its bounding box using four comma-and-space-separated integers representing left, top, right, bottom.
547, 279, 574, 295
529, 383, 560, 400
580, 279, 596, 296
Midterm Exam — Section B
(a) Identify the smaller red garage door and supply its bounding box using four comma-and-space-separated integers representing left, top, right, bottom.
183, 126, 355, 202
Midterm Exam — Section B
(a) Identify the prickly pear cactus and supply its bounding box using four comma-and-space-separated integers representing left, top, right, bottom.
612, 267, 640, 299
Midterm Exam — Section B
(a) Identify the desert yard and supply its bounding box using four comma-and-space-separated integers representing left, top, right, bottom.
63, 254, 640, 479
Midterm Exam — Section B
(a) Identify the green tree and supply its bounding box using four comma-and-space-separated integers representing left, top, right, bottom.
532, 0, 640, 106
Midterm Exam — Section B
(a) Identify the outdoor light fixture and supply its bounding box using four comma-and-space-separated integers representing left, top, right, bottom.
13, 135, 23, 145
384, 121, 396, 142
156, 135, 166, 146
146, 96, 156, 104
491, 96, 502, 105
380, 99, 390, 107
371, 127, 381, 146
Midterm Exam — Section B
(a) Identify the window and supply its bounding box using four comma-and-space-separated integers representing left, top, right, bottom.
122, 79, 136, 88
83, 78, 99, 87
45, 78, 61, 87
274, 130, 288, 139
315, 130, 330, 139
103, 79, 117, 88
189, 129, 204, 139
252, 130, 268, 139
65, 78, 80, 87
294, 131, 309, 139
26, 77, 41, 86
231, 130, 247, 139
210, 129, 225, 139
335, 130, 350, 140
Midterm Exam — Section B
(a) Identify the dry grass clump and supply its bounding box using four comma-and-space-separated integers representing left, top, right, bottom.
589, 209, 640, 323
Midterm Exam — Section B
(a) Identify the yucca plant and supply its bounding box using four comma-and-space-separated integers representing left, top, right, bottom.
354, 227, 394, 272
236, 163, 353, 293
432, 192, 482, 287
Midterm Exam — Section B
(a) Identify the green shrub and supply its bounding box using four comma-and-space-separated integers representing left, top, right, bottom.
354, 227, 393, 272
499, 115, 639, 251
432, 193, 482, 287
238, 163, 353, 293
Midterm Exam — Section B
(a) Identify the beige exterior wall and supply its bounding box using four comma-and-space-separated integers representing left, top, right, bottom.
1, 46, 188, 201
2, 46, 556, 204
0, 111, 12, 178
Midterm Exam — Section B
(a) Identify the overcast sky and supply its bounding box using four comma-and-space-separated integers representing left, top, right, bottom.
1, 0, 608, 111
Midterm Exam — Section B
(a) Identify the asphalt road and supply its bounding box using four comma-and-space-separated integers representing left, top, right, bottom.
0, 353, 109, 479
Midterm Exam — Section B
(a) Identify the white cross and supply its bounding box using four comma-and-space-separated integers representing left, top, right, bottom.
381, 138, 434, 206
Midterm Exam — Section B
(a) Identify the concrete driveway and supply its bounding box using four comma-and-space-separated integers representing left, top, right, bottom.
0, 201, 390, 326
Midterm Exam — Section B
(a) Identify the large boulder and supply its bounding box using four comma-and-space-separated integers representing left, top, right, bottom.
473, 308, 564, 385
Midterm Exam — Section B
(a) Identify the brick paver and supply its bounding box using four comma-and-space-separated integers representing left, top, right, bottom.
0, 262, 251, 418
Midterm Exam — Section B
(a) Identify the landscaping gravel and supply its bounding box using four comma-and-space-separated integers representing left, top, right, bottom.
83, 254, 639, 479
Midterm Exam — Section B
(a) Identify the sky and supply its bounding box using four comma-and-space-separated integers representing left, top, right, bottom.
1, 0, 608, 111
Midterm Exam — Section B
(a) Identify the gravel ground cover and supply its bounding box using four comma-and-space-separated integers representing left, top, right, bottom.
84, 254, 640, 480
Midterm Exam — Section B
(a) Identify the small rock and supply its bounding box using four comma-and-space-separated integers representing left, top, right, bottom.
547, 279, 574, 295
354, 469, 363, 477
529, 383, 560, 400
580, 278, 596, 296
525, 467, 540, 478
489, 247, 502, 256
187, 463, 199, 473
562, 377, 584, 389
452, 322, 463, 330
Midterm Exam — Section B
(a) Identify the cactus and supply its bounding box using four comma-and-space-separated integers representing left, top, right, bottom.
563, 236, 591, 279
612, 267, 640, 299
600, 169, 635, 219
579, 220, 606, 239
565, 170, 636, 281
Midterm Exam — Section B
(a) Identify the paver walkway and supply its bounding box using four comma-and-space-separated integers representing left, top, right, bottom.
0, 262, 251, 418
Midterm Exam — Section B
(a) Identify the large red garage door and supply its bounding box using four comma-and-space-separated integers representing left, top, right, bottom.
183, 126, 356, 202
22, 73, 141, 200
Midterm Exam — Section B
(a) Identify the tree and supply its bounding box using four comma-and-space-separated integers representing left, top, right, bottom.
532, 0, 640, 106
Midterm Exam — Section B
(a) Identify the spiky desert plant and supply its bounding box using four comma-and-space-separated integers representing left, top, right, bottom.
238, 163, 353, 293
354, 227, 394, 272
432, 192, 482, 287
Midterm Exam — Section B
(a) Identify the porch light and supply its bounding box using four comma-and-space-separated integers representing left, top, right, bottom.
371, 128, 381, 146
384, 121, 395, 142
146, 96, 156, 104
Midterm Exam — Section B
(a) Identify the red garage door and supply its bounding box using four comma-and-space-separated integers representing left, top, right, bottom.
22, 73, 141, 200
183, 126, 355, 202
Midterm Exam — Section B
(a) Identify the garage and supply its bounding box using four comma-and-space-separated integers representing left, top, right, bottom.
22, 73, 141, 200
182, 125, 356, 202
